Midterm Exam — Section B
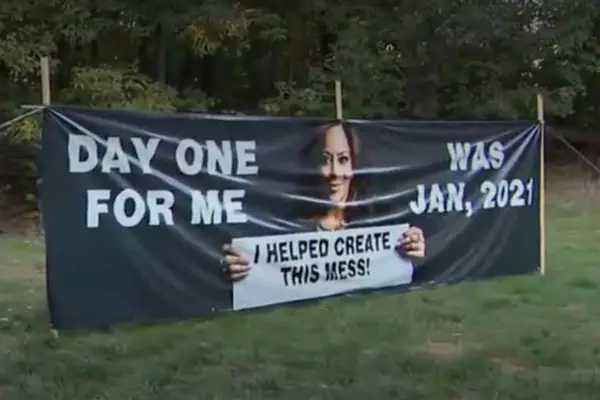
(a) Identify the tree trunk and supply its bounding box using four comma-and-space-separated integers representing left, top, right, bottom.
156, 22, 167, 84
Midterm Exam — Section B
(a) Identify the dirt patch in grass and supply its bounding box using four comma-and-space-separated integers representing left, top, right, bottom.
417, 341, 465, 361
492, 357, 529, 374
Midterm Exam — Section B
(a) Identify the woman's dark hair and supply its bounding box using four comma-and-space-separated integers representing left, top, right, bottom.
294, 121, 373, 224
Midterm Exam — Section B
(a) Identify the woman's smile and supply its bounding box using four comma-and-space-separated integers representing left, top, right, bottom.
329, 180, 343, 190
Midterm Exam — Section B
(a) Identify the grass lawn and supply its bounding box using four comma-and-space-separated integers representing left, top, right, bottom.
0, 195, 599, 399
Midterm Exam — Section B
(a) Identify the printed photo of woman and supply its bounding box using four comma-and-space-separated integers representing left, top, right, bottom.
223, 122, 426, 281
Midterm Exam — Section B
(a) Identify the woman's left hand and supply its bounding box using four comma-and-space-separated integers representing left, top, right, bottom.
398, 226, 425, 259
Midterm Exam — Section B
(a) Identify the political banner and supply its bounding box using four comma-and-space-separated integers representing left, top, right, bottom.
40, 106, 541, 329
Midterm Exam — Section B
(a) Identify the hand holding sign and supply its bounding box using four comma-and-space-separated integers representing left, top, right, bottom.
223, 225, 425, 281
400, 226, 426, 258
223, 244, 251, 281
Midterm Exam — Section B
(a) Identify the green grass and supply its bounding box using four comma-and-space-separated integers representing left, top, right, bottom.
0, 197, 599, 399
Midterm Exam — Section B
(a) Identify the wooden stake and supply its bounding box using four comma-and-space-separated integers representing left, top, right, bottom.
41, 56, 52, 337
40, 57, 51, 105
335, 80, 343, 120
537, 93, 546, 276
537, 93, 544, 123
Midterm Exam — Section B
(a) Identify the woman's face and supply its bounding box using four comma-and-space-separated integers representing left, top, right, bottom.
320, 125, 354, 206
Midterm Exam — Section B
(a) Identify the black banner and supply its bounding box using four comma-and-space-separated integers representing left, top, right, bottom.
40, 106, 541, 329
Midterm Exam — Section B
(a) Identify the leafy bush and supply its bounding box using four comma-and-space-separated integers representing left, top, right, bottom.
62, 65, 180, 111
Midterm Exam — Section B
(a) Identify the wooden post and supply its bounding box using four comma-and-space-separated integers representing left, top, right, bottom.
335, 80, 343, 120
41, 55, 56, 338
40, 57, 51, 105
537, 93, 546, 276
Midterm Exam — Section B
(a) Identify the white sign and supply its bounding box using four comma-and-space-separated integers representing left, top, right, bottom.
232, 224, 413, 310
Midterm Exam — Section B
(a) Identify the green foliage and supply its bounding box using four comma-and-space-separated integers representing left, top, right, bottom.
63, 66, 180, 111
260, 80, 330, 116
178, 88, 216, 111
1, 0, 599, 120
0, 114, 40, 213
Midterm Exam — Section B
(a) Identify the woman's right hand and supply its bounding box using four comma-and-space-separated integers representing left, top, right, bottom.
222, 244, 251, 281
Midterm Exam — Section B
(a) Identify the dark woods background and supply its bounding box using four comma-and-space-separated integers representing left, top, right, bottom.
0, 0, 598, 230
